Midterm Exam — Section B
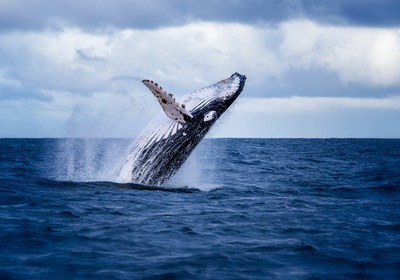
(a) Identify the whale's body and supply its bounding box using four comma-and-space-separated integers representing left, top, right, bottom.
119, 73, 246, 185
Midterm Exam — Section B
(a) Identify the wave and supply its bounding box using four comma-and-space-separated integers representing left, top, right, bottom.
38, 179, 202, 193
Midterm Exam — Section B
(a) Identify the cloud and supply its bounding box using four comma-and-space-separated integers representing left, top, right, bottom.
214, 95, 400, 138
0, 1, 288, 31
0, 0, 182, 31
1, 17, 400, 137
280, 21, 400, 87
303, 0, 400, 27
1, 20, 400, 107
2, 20, 399, 102
0, 22, 284, 102
0, 68, 52, 101
236, 96, 400, 114
1, 0, 400, 33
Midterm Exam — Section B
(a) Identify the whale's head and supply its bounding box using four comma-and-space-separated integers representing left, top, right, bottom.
183, 72, 246, 127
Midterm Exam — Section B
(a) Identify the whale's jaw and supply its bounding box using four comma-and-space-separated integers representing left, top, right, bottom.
119, 73, 246, 186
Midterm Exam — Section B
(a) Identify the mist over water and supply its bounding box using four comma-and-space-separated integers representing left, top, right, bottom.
52, 138, 132, 182
166, 140, 221, 191
61, 86, 157, 139
53, 93, 154, 183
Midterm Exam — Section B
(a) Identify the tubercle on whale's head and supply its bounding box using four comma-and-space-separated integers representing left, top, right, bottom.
219, 72, 246, 106
184, 72, 246, 122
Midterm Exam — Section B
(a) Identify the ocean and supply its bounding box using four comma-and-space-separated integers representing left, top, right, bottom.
1, 138, 399, 279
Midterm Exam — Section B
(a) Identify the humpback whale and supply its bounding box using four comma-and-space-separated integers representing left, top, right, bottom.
118, 72, 246, 186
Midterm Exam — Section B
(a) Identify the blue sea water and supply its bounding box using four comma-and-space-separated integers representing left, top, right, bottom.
1, 138, 400, 279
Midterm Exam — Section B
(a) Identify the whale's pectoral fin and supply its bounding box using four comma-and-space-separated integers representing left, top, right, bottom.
142, 80, 193, 123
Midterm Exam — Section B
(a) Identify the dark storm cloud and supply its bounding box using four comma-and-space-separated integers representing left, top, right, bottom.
0, 0, 399, 32
0, 0, 181, 31
256, 69, 400, 99
75, 49, 105, 61
302, 0, 400, 27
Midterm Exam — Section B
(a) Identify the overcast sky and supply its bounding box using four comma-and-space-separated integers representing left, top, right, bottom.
1, 0, 400, 138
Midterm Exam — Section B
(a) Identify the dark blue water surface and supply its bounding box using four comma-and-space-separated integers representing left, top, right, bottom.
1, 138, 400, 279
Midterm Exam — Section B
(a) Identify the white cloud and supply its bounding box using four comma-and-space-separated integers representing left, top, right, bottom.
280, 20, 400, 87
1, 20, 400, 137
105, 22, 283, 87
0, 22, 284, 97
236, 95, 400, 114
214, 96, 400, 138
2, 20, 400, 99
0, 68, 22, 87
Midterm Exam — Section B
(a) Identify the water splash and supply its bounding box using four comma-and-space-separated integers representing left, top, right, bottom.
166, 140, 222, 191
51, 138, 218, 191
53, 138, 132, 182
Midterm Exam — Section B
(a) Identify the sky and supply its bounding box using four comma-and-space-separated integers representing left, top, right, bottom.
1, 0, 400, 138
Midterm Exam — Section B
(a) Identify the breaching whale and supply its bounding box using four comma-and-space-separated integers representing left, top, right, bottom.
118, 72, 246, 186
